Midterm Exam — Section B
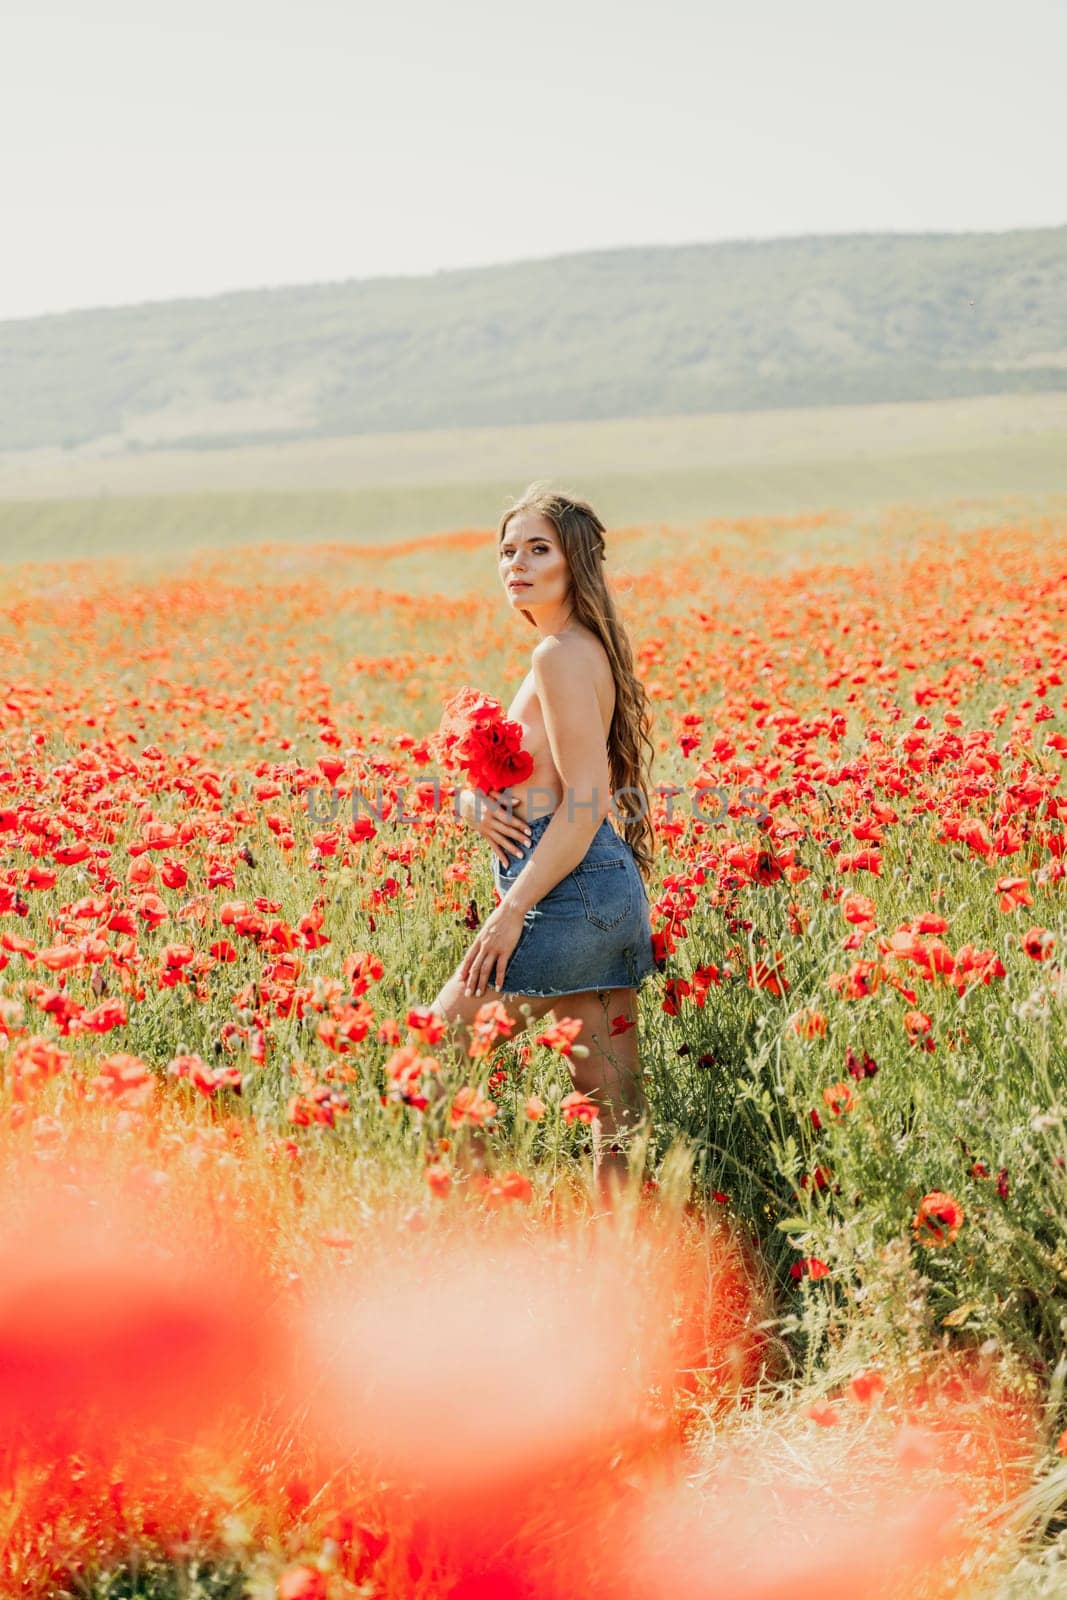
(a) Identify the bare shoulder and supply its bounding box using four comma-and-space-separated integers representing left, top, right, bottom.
532, 627, 608, 678
532, 629, 615, 740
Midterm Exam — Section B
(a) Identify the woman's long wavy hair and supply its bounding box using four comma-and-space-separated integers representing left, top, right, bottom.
498, 482, 657, 883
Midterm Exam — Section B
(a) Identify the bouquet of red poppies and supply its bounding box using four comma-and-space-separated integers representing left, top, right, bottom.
432, 686, 534, 794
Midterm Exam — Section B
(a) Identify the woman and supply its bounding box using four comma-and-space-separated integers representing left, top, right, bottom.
430, 482, 658, 1190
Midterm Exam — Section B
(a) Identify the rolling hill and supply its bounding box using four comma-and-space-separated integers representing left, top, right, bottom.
1, 226, 1065, 455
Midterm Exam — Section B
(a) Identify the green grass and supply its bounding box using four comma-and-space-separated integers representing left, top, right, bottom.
52, 1557, 247, 1600
2, 391, 1067, 562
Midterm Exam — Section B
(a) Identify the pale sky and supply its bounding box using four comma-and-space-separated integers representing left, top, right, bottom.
3, 0, 1065, 323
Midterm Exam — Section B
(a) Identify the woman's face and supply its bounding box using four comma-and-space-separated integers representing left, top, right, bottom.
498, 510, 570, 610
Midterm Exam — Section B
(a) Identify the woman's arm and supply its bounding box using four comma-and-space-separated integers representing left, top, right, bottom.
498, 636, 611, 916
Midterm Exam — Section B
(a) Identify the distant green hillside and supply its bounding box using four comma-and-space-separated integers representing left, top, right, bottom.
1, 227, 1065, 453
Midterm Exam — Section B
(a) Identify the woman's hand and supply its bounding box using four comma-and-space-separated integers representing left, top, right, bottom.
458, 786, 533, 867
459, 901, 528, 997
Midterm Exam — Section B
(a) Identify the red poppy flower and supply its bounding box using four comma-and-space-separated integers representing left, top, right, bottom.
790, 1257, 830, 1281
913, 1191, 964, 1247
822, 1081, 854, 1118
560, 1091, 599, 1125
433, 687, 534, 792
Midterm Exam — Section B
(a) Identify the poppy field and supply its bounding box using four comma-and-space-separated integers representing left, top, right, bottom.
1, 496, 1066, 1597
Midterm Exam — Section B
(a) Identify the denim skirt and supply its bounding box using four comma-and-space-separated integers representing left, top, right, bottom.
488, 812, 656, 999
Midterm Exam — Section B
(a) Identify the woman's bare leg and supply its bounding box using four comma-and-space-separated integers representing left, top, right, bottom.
545, 986, 648, 1201
428, 971, 557, 1167
430, 969, 558, 1056
426, 976, 649, 1195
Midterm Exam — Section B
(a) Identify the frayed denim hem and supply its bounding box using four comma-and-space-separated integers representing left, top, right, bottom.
491, 964, 658, 1001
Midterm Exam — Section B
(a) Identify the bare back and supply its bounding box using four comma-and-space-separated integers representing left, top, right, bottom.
498, 629, 615, 823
